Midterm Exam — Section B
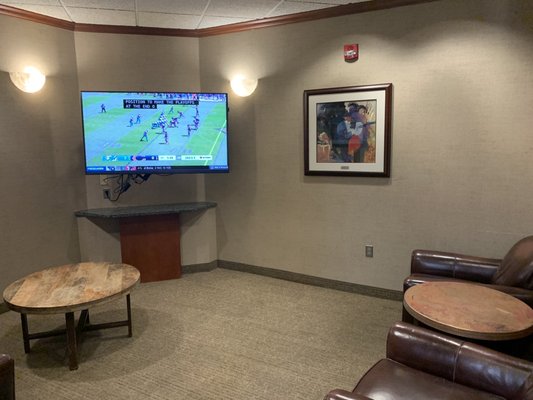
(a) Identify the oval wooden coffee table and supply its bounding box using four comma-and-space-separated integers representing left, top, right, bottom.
404, 281, 533, 341
3, 262, 140, 370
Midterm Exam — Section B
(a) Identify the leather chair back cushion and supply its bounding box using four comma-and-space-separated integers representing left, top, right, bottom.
492, 236, 533, 290
386, 324, 533, 399
354, 359, 505, 400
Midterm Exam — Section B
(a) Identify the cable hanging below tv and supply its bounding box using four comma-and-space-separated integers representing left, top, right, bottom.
80, 91, 229, 175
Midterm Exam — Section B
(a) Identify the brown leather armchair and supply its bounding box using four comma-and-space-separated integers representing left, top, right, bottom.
0, 354, 15, 400
402, 236, 533, 322
324, 322, 533, 400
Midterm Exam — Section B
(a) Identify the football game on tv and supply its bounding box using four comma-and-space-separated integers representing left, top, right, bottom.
80, 91, 229, 174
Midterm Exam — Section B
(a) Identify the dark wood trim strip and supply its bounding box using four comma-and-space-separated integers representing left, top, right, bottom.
73, 22, 200, 37
0, 0, 438, 37
0, 4, 74, 30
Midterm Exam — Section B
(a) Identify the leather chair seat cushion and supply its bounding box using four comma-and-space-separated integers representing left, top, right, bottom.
405, 274, 533, 307
354, 359, 505, 400
492, 236, 533, 290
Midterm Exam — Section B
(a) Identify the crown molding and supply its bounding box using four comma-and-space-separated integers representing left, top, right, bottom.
0, 4, 74, 30
0, 0, 438, 37
73, 23, 200, 37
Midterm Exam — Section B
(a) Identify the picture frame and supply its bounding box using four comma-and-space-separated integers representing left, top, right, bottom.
304, 83, 392, 177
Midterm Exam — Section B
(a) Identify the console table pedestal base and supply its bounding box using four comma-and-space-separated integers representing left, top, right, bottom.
120, 214, 181, 282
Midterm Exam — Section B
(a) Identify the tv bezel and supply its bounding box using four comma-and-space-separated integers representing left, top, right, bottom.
80, 90, 229, 175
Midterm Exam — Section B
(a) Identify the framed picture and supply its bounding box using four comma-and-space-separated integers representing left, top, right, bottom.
304, 83, 392, 177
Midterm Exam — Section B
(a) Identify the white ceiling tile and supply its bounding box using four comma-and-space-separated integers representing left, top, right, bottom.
269, 1, 334, 17
66, 8, 136, 25
2, 4, 71, 20
205, 0, 280, 18
62, 0, 134, 10
136, 0, 208, 15
138, 12, 200, 29
198, 15, 250, 29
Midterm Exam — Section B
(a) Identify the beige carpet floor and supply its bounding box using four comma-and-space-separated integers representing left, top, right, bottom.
0, 268, 402, 399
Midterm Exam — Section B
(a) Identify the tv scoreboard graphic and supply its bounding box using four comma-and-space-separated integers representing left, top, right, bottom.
86, 153, 217, 172
102, 154, 212, 162
123, 99, 197, 109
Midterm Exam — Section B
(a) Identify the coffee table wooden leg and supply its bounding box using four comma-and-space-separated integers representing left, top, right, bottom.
77, 310, 89, 331
126, 294, 133, 337
20, 314, 31, 353
65, 312, 78, 370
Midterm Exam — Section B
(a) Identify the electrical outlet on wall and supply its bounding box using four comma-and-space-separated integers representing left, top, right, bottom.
365, 245, 373, 258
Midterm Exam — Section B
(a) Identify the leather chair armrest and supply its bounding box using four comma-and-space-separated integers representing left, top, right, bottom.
456, 343, 533, 400
324, 389, 373, 400
411, 249, 501, 283
0, 354, 15, 400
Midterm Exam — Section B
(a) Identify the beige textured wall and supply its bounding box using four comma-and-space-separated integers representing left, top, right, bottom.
0, 16, 85, 291
1, 0, 531, 293
202, 0, 533, 290
74, 33, 217, 266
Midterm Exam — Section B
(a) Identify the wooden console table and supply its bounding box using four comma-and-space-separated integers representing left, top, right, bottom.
75, 202, 216, 282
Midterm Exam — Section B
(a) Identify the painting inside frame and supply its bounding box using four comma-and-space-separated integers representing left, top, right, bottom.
304, 84, 392, 177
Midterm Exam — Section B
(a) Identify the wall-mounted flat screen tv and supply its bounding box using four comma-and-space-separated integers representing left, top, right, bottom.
80, 91, 229, 174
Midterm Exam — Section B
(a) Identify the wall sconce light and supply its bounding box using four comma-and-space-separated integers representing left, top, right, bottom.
10, 66, 46, 93
230, 75, 258, 97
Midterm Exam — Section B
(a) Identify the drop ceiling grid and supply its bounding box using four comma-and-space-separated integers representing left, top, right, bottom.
0, 0, 370, 29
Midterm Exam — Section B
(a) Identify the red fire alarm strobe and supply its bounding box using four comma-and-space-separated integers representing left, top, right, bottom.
344, 44, 359, 62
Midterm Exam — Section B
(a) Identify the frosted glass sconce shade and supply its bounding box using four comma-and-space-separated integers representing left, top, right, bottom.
10, 66, 46, 93
230, 76, 258, 97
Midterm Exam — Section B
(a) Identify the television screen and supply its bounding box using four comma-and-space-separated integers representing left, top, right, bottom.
80, 91, 229, 174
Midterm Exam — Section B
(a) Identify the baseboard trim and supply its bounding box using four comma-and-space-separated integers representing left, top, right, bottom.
182, 260, 218, 274
218, 260, 402, 301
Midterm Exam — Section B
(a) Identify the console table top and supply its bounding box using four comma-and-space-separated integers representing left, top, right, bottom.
75, 201, 217, 219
